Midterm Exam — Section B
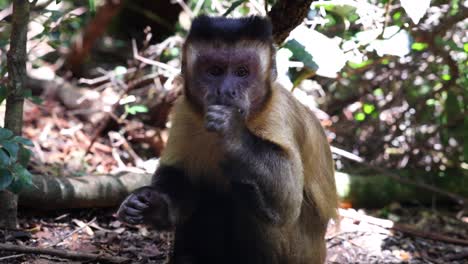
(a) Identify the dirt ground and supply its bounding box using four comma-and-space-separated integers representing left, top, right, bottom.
1, 206, 467, 264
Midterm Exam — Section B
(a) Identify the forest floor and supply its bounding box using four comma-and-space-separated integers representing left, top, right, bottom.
0, 88, 467, 264
0, 206, 467, 264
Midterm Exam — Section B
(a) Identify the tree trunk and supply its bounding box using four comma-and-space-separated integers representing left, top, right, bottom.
0, 191, 18, 228
0, 0, 30, 229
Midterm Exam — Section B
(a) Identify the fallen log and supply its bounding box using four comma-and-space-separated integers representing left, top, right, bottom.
19, 172, 151, 210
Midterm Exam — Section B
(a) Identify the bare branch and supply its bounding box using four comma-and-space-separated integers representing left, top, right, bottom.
268, 0, 314, 44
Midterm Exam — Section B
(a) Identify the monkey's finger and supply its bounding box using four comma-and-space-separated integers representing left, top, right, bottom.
122, 206, 145, 217
125, 216, 144, 225
117, 208, 143, 224
127, 197, 150, 209
205, 120, 228, 132
135, 193, 153, 204
206, 109, 225, 116
205, 111, 229, 122
207, 104, 229, 112
205, 122, 218, 132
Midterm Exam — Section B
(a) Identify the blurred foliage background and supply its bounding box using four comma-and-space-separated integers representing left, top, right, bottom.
0, 0, 467, 206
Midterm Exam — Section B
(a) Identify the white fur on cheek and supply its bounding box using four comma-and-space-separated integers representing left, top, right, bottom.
185, 45, 200, 76
257, 47, 270, 77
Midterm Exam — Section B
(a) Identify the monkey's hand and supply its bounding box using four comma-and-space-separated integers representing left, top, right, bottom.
205, 105, 245, 141
117, 186, 176, 230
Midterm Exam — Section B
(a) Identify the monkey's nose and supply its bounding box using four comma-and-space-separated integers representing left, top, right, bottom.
219, 84, 238, 100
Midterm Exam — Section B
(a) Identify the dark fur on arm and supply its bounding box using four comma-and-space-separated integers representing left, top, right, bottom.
221, 129, 301, 226
150, 166, 198, 224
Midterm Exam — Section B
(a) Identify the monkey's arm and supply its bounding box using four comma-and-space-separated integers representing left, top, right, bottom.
206, 105, 302, 225
117, 166, 197, 229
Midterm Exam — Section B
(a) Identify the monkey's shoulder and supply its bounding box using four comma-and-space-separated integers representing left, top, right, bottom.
247, 83, 325, 153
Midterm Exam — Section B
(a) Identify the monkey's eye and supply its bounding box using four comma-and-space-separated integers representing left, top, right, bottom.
234, 66, 249, 78
207, 66, 224, 76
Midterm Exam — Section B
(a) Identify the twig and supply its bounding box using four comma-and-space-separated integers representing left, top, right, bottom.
339, 209, 468, 246
0, 243, 128, 263
331, 147, 468, 205
172, 0, 193, 17
79, 68, 138, 86
192, 0, 205, 16
377, 0, 393, 39
0, 253, 25, 261
330, 146, 363, 163
393, 224, 468, 246
250, 0, 266, 15
52, 217, 97, 247
444, 251, 468, 261
132, 39, 179, 74
85, 39, 175, 154
108, 132, 144, 166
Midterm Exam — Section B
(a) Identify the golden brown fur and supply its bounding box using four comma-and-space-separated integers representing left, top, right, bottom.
161, 81, 338, 263
118, 15, 337, 264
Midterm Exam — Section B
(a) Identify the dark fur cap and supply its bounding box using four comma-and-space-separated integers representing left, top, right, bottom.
187, 15, 273, 43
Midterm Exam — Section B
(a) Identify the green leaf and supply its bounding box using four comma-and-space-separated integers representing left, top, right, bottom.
354, 112, 366, 121
363, 104, 375, 114
0, 149, 10, 166
373, 88, 384, 97
284, 39, 318, 70
8, 164, 33, 193
12, 136, 33, 147
392, 11, 402, 20
23, 89, 32, 98
125, 105, 149, 115
287, 26, 346, 77
48, 10, 63, 22
313, 2, 357, 19
17, 146, 32, 167
222, 0, 246, 16
411, 42, 428, 51
30, 96, 44, 105
426, 98, 436, 106
441, 74, 451, 81
348, 60, 373, 69
0, 128, 14, 140
464, 43, 468, 53
1, 141, 19, 160
0, 168, 13, 190
89, 0, 96, 13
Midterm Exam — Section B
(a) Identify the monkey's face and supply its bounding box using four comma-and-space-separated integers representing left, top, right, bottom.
185, 46, 270, 118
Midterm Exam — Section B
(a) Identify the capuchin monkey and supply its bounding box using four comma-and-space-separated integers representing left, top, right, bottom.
118, 15, 338, 264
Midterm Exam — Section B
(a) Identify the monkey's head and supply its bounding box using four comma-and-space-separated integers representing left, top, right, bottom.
182, 15, 277, 118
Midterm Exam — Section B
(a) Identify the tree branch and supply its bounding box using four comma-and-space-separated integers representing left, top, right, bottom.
268, 0, 314, 45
